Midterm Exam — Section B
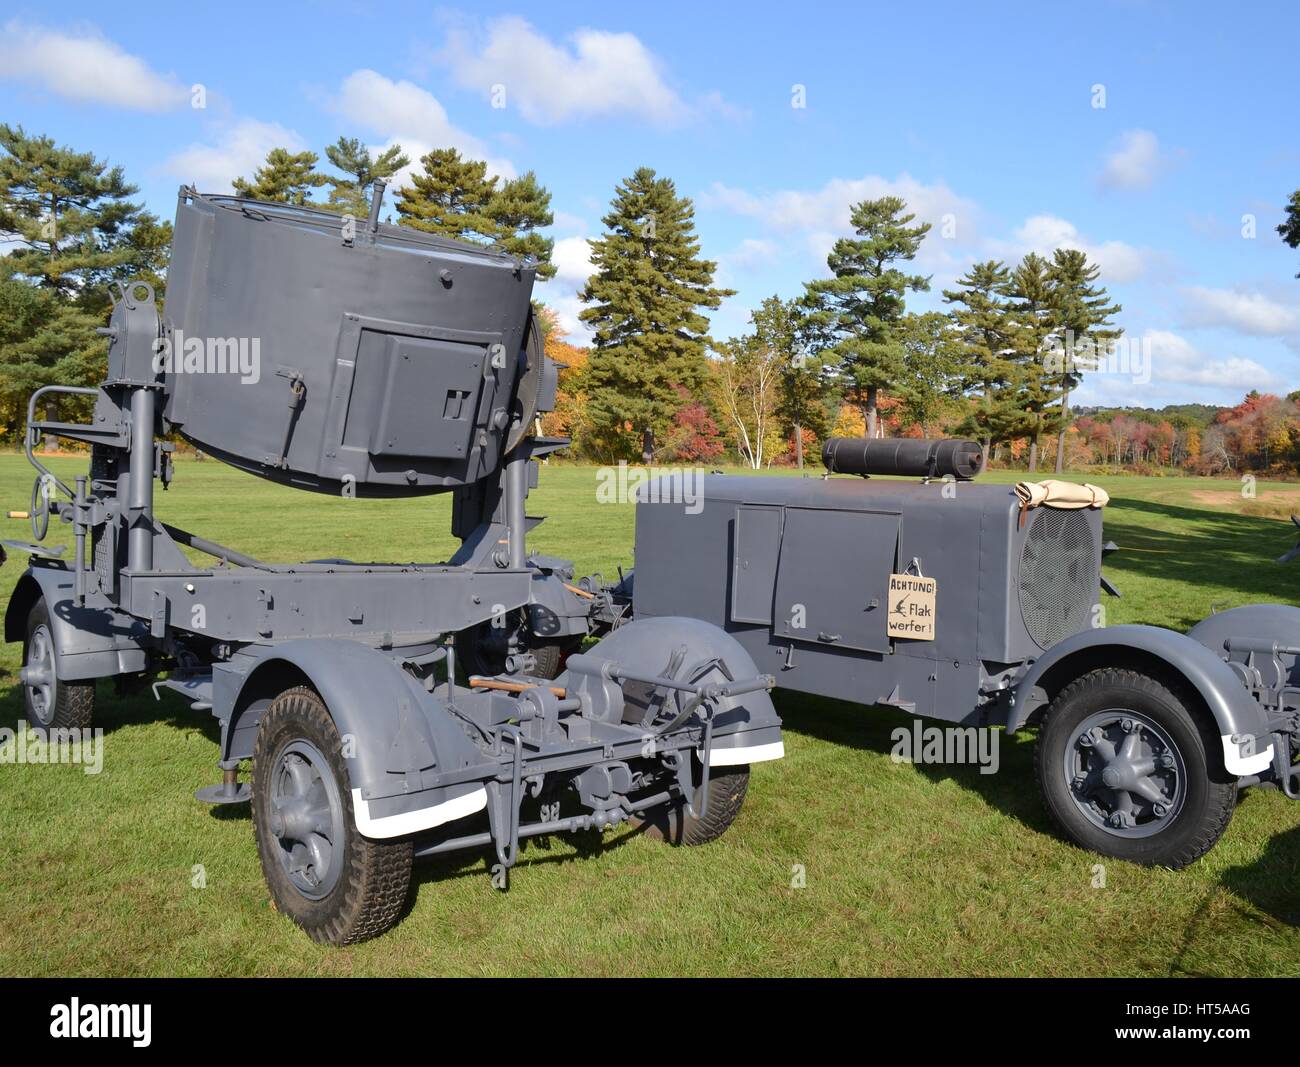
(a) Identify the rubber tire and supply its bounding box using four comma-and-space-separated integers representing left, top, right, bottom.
252, 686, 413, 945
22, 597, 95, 731
1035, 668, 1237, 869
638, 766, 750, 846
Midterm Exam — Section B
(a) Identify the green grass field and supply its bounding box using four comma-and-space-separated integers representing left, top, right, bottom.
1, 453, 1299, 976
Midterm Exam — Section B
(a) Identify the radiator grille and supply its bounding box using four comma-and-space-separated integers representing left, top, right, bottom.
1019, 508, 1095, 649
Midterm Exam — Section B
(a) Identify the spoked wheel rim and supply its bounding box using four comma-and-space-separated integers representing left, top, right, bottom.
268, 739, 346, 900
25, 624, 57, 726
1063, 709, 1186, 839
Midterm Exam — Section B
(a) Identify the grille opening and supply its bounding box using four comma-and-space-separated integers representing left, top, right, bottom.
1019, 508, 1096, 649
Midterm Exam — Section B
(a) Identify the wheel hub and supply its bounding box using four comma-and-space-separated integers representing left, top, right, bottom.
1064, 711, 1185, 839
24, 625, 57, 726
268, 741, 345, 899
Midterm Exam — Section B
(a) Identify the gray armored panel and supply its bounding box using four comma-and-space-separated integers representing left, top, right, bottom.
633, 474, 1103, 723
162, 190, 537, 495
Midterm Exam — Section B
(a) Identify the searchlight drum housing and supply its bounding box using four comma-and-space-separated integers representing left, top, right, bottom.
161, 188, 544, 496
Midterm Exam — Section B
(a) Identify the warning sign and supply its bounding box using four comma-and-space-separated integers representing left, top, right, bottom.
887, 574, 937, 641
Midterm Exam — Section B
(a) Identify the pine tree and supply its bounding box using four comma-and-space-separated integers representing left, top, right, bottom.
1007, 252, 1064, 471
0, 125, 171, 424
578, 167, 733, 459
396, 152, 556, 277
484, 171, 555, 279
232, 148, 328, 205
942, 260, 1023, 466
394, 148, 498, 241
1047, 249, 1121, 472
1279, 189, 1300, 276
801, 196, 930, 439
322, 137, 409, 218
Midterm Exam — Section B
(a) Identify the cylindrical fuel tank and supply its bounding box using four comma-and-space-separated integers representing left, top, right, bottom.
822, 436, 984, 480
160, 189, 537, 495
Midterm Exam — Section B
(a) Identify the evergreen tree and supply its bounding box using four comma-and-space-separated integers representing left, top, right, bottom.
0, 125, 171, 424
578, 167, 733, 459
1007, 252, 1064, 471
232, 148, 328, 205
485, 171, 555, 279
394, 148, 498, 241
1279, 189, 1300, 277
0, 125, 169, 295
322, 137, 409, 218
942, 260, 1023, 466
1046, 249, 1121, 472
396, 152, 556, 277
801, 196, 930, 438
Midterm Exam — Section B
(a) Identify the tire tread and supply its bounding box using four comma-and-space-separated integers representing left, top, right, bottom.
1034, 667, 1236, 868
252, 686, 413, 945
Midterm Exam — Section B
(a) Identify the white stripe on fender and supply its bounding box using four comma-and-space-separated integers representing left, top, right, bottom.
705, 740, 785, 768
1220, 734, 1273, 778
351, 786, 487, 839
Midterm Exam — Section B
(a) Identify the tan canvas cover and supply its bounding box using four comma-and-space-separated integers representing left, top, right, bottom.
1014, 479, 1110, 509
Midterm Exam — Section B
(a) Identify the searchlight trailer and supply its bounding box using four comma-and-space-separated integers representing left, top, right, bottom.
4, 186, 783, 944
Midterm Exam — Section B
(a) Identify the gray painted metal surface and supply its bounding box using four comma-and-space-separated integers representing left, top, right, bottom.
163, 190, 537, 495
633, 473, 1103, 723
630, 466, 1290, 788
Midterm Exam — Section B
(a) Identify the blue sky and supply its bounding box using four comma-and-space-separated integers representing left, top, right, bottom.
2, 1, 1298, 408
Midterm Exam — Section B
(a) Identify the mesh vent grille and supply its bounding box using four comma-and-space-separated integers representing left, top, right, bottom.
1019, 508, 1095, 649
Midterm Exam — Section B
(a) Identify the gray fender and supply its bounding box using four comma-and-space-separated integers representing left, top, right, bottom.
1187, 603, 1300, 657
4, 566, 149, 681
216, 640, 492, 838
1007, 623, 1273, 777
560, 615, 784, 766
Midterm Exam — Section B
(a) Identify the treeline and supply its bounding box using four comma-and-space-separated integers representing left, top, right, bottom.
546, 179, 1122, 473
1071, 392, 1300, 475
6, 124, 1300, 478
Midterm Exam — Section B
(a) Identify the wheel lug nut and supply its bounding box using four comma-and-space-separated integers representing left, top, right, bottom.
1153, 804, 1167, 817
1121, 718, 1134, 732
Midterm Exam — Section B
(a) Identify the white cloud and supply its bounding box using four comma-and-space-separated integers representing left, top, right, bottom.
0, 21, 189, 111
550, 211, 589, 234
537, 235, 595, 339
701, 173, 979, 270
1005, 214, 1152, 284
162, 119, 305, 193
1143, 329, 1280, 390
1099, 129, 1163, 191
719, 238, 779, 274
332, 69, 514, 184
1182, 286, 1300, 337
436, 16, 696, 126
1082, 329, 1283, 406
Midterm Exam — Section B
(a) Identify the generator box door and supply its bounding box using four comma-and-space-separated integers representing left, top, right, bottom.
731, 504, 783, 624
773, 506, 900, 653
